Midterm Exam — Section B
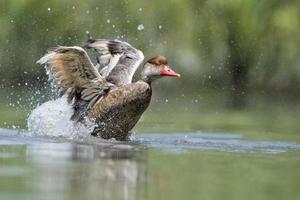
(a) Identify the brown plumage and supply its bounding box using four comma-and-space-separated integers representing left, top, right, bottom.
148, 55, 168, 65
37, 40, 180, 140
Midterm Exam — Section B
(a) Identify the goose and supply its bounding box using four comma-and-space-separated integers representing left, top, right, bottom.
37, 39, 180, 140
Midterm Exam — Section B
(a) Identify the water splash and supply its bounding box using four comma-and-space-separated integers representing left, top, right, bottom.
27, 96, 94, 139
137, 24, 144, 31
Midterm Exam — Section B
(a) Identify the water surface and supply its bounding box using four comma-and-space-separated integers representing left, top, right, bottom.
1, 129, 300, 200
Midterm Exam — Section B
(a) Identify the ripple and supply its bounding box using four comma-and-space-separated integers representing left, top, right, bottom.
1, 129, 300, 154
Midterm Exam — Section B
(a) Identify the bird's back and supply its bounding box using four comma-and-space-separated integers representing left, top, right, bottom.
87, 81, 152, 140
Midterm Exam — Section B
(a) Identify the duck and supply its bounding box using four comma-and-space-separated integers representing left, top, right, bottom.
37, 39, 180, 140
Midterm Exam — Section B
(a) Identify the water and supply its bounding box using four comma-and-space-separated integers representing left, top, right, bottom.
27, 96, 94, 138
1, 87, 300, 200
1, 128, 300, 200
2, 90, 300, 200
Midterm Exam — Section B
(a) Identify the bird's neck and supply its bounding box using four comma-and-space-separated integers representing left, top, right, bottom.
141, 74, 151, 84
141, 74, 160, 85
140, 63, 159, 84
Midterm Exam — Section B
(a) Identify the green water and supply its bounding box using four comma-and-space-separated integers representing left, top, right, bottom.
0, 130, 300, 200
1, 88, 300, 200
148, 150, 300, 200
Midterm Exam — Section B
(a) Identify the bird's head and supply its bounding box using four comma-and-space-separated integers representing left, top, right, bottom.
141, 55, 181, 83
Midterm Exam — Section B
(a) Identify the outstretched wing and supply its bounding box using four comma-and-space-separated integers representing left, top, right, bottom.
84, 39, 144, 85
37, 46, 115, 121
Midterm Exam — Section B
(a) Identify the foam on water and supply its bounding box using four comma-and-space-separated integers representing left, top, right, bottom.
27, 96, 94, 139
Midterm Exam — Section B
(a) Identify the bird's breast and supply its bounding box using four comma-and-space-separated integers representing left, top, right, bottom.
86, 81, 151, 139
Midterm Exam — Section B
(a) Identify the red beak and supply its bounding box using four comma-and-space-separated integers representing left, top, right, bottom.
160, 66, 181, 77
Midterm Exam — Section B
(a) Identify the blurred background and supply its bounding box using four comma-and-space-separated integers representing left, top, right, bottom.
0, 0, 299, 139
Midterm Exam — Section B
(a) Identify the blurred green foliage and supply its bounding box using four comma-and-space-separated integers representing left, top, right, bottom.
1, 0, 300, 99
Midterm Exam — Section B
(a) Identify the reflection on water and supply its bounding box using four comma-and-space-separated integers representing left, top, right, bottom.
1, 129, 300, 200
0, 135, 147, 200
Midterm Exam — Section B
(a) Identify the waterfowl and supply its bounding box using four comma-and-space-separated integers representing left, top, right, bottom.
37, 39, 180, 140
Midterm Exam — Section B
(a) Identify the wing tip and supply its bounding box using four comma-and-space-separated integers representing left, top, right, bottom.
83, 38, 97, 48
36, 51, 56, 64
83, 39, 110, 50
83, 33, 100, 49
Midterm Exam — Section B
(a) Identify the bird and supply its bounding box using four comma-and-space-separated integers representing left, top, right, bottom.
37, 39, 181, 140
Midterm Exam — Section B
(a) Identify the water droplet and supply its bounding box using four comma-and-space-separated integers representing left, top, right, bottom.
137, 24, 144, 31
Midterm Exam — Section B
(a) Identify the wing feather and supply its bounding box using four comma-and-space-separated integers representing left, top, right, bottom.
37, 46, 115, 121
85, 39, 144, 85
